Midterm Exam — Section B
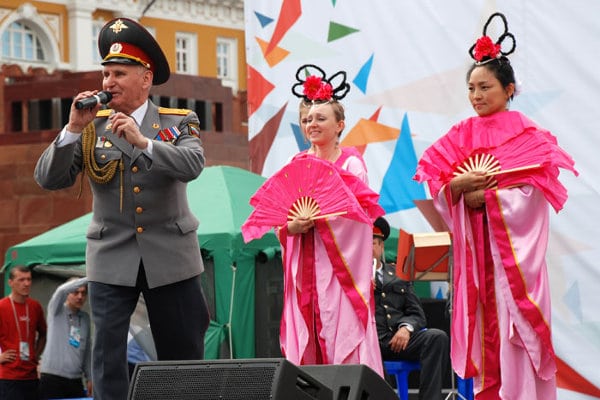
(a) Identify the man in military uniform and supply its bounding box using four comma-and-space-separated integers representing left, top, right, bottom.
373, 217, 450, 400
34, 18, 209, 400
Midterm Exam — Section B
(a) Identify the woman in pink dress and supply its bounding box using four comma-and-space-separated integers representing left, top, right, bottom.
278, 65, 384, 375
415, 13, 577, 399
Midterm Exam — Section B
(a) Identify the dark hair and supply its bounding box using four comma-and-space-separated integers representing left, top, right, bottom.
467, 57, 516, 98
9, 265, 31, 280
467, 12, 517, 100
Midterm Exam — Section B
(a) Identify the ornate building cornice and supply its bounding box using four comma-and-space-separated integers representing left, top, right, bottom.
92, 0, 245, 29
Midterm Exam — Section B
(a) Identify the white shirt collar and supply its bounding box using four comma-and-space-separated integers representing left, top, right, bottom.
129, 100, 149, 126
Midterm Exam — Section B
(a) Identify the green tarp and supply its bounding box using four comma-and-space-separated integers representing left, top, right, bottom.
3, 165, 428, 359
3, 166, 281, 359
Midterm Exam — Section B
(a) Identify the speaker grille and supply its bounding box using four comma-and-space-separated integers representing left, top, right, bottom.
130, 363, 277, 399
129, 358, 336, 400
299, 364, 398, 400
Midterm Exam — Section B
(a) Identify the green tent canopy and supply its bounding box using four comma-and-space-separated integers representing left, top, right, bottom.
3, 166, 281, 359
3, 165, 427, 358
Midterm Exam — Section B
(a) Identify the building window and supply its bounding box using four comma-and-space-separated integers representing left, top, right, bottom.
175, 32, 197, 75
216, 37, 238, 91
1, 21, 45, 62
91, 20, 104, 64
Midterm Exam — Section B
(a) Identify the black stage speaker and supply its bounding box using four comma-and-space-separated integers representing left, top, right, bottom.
128, 358, 332, 400
300, 364, 398, 400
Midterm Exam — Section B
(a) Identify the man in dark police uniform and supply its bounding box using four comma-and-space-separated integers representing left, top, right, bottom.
34, 18, 210, 400
373, 217, 450, 400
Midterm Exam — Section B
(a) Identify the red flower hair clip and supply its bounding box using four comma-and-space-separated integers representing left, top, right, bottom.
473, 36, 501, 62
303, 76, 333, 102
292, 64, 350, 103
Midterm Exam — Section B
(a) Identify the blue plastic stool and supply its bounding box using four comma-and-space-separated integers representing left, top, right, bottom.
457, 376, 474, 400
383, 360, 421, 400
383, 360, 474, 400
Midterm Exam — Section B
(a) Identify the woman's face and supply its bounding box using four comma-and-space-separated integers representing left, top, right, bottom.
306, 103, 344, 147
468, 66, 514, 117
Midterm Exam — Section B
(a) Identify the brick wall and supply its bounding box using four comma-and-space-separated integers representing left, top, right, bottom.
0, 141, 91, 267
1, 68, 250, 283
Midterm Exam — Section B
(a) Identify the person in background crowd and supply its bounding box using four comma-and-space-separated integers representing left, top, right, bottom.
39, 277, 92, 399
0, 265, 47, 400
127, 332, 152, 379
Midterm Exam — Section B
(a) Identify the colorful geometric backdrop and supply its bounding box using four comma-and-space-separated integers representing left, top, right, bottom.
244, 1, 600, 399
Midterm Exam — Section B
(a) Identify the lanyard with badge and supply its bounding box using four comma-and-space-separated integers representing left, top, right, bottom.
68, 313, 81, 348
10, 297, 30, 361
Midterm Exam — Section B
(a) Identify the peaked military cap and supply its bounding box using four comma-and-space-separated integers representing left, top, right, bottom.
98, 17, 170, 85
373, 216, 390, 241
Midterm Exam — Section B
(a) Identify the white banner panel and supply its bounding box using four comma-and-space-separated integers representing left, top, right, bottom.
244, 1, 600, 398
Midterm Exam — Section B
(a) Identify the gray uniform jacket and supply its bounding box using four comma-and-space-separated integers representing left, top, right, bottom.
34, 101, 205, 288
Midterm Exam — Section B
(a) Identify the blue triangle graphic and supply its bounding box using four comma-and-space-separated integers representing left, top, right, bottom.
254, 11, 274, 28
378, 113, 427, 213
563, 280, 582, 322
435, 287, 444, 299
353, 54, 374, 94
291, 122, 311, 151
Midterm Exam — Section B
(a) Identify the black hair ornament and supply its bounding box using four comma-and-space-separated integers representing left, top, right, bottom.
468, 12, 516, 65
291, 64, 350, 103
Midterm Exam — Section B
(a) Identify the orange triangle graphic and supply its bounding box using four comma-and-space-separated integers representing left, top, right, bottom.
256, 37, 290, 67
341, 119, 399, 147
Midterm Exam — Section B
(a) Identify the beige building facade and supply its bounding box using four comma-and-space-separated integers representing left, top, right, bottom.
1, 0, 246, 91
0, 0, 250, 283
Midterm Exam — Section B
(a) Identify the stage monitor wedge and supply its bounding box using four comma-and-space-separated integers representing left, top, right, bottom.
300, 364, 397, 400
128, 358, 333, 400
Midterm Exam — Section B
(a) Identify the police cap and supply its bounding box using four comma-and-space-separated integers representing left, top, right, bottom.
373, 216, 390, 241
98, 18, 170, 85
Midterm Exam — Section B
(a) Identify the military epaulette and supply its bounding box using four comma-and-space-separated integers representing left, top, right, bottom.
96, 109, 112, 117
158, 107, 192, 116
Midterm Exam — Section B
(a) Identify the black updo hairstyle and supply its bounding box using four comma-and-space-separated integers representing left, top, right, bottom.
292, 64, 350, 124
467, 12, 517, 99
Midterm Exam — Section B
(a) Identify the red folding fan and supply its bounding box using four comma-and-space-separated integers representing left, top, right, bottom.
242, 157, 372, 242
452, 131, 546, 181
416, 113, 577, 200
415, 112, 578, 210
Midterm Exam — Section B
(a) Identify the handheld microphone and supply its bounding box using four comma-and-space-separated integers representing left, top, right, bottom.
75, 91, 113, 110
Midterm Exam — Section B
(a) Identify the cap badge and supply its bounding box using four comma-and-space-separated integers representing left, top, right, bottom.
109, 19, 128, 34
109, 43, 123, 55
